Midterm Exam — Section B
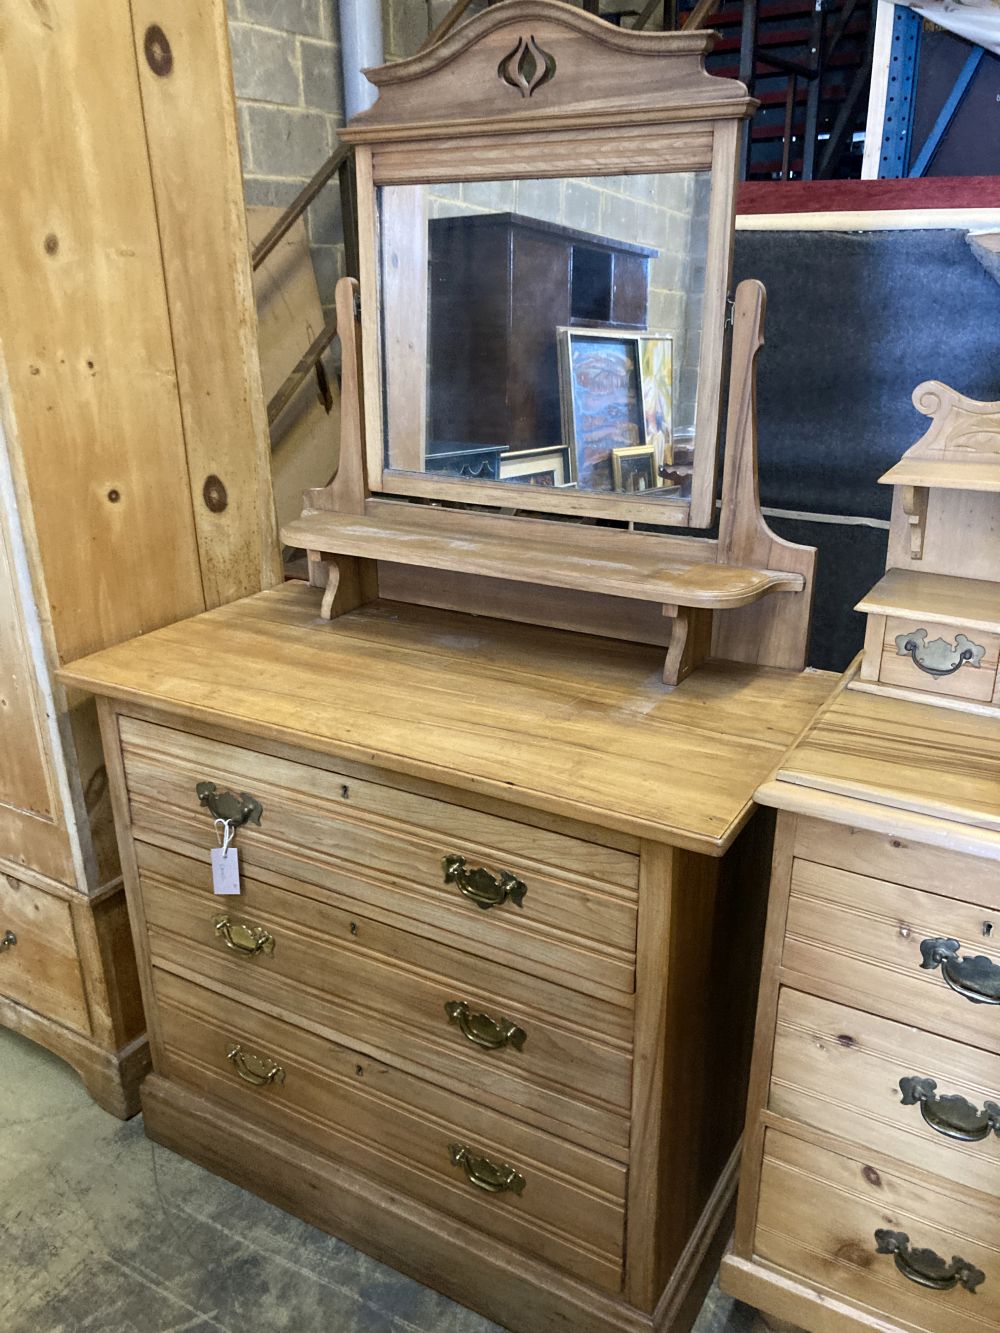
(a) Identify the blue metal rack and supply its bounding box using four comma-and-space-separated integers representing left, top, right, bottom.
877, 2, 986, 177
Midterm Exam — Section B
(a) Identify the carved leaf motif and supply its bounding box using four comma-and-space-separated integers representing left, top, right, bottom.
498, 34, 556, 98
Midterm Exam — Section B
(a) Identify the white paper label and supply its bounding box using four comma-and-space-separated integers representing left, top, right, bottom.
211, 845, 241, 895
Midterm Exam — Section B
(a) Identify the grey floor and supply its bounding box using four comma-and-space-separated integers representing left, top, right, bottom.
0, 1027, 757, 1333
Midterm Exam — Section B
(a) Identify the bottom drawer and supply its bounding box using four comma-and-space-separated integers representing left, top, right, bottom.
755, 1130, 1000, 1333
0, 874, 89, 1033
155, 969, 625, 1292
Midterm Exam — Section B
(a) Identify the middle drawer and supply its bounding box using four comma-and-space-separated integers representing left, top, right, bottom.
137, 841, 633, 1156
769, 988, 1000, 1200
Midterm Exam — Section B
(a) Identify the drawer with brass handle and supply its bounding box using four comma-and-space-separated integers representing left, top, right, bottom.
783, 857, 1000, 1054
445, 999, 526, 1052
0, 874, 89, 1034
442, 855, 526, 911
121, 717, 637, 996
156, 968, 625, 1291
226, 1042, 285, 1086
755, 1129, 1000, 1333
875, 615, 1000, 705
215, 914, 275, 958
449, 1143, 525, 1195
768, 990, 1000, 1200
874, 1229, 985, 1295
920, 936, 1000, 1006
138, 841, 632, 1157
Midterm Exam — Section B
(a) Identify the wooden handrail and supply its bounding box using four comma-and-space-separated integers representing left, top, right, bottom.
266, 314, 339, 427
251, 144, 351, 272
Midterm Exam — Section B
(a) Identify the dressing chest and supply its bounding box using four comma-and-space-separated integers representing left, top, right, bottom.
61, 6, 838, 1330
722, 384, 1000, 1333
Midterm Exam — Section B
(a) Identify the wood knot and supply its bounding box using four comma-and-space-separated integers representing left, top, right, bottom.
836, 1241, 873, 1268
144, 24, 173, 76
43, 233, 58, 255
862, 1165, 882, 1188
836, 1033, 856, 1048
203, 474, 228, 513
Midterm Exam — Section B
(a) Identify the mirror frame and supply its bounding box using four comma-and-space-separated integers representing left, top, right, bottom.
340, 1, 754, 529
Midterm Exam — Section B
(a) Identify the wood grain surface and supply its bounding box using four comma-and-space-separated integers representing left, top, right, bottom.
61, 583, 836, 852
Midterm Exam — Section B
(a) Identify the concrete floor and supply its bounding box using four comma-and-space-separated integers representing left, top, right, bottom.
0, 1027, 757, 1333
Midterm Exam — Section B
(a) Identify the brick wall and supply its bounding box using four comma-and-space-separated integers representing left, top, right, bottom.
227, 0, 346, 311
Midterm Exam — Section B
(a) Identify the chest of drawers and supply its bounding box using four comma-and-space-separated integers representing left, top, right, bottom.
721, 674, 1000, 1333
61, 582, 835, 1333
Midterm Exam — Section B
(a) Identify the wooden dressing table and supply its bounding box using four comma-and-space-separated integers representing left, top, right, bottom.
61, 6, 836, 1330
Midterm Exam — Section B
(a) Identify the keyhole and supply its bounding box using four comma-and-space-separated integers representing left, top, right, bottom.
984, 921, 994, 939
349, 921, 358, 936
340, 785, 350, 799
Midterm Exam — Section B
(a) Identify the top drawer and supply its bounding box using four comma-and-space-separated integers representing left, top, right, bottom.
119, 718, 639, 995
784, 855, 1000, 1053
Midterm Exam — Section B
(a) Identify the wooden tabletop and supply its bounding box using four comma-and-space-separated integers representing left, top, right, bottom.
60, 583, 836, 854
759, 669, 1000, 857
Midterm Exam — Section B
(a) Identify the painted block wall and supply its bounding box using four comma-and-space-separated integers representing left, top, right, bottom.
227, 0, 346, 313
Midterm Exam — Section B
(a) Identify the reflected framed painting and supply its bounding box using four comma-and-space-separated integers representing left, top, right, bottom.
558, 328, 673, 491
499, 444, 575, 487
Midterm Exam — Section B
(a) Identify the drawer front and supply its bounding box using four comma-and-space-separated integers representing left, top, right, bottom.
770, 989, 1000, 1200
878, 616, 1000, 705
0, 875, 89, 1033
121, 718, 638, 996
137, 842, 632, 1154
755, 1129, 1000, 1333
784, 857, 1000, 1054
155, 968, 625, 1292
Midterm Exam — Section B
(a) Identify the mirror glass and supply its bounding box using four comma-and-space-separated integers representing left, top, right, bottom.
378, 172, 710, 502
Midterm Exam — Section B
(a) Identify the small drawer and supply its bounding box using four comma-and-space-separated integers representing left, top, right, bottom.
770, 990, 1000, 1200
154, 968, 625, 1293
755, 1129, 1000, 1333
876, 615, 1000, 705
136, 841, 633, 1156
0, 875, 89, 1034
120, 718, 638, 996
784, 857, 1000, 1054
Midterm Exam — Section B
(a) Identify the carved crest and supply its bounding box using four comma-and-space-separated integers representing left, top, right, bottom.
881, 380, 1000, 489
498, 35, 556, 98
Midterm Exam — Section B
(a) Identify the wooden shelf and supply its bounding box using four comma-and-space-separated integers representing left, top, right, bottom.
282, 503, 806, 611
880, 458, 1000, 493
856, 567, 1000, 633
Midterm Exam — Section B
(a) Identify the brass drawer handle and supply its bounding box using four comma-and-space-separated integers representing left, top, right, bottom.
0, 930, 15, 952
875, 1230, 985, 1294
445, 1000, 526, 1052
920, 937, 1000, 1005
448, 1143, 525, 1195
900, 1076, 1000, 1143
214, 914, 275, 958
895, 628, 985, 679
226, 1043, 285, 1087
196, 781, 263, 829
442, 854, 526, 910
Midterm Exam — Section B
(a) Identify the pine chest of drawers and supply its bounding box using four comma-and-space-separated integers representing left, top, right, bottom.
61, 583, 835, 1333
722, 673, 1000, 1333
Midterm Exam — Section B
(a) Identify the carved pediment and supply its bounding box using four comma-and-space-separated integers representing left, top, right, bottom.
341, 0, 754, 142
881, 380, 1000, 491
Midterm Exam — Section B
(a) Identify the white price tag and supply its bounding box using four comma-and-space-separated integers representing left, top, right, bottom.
211, 818, 241, 895
211, 845, 241, 895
